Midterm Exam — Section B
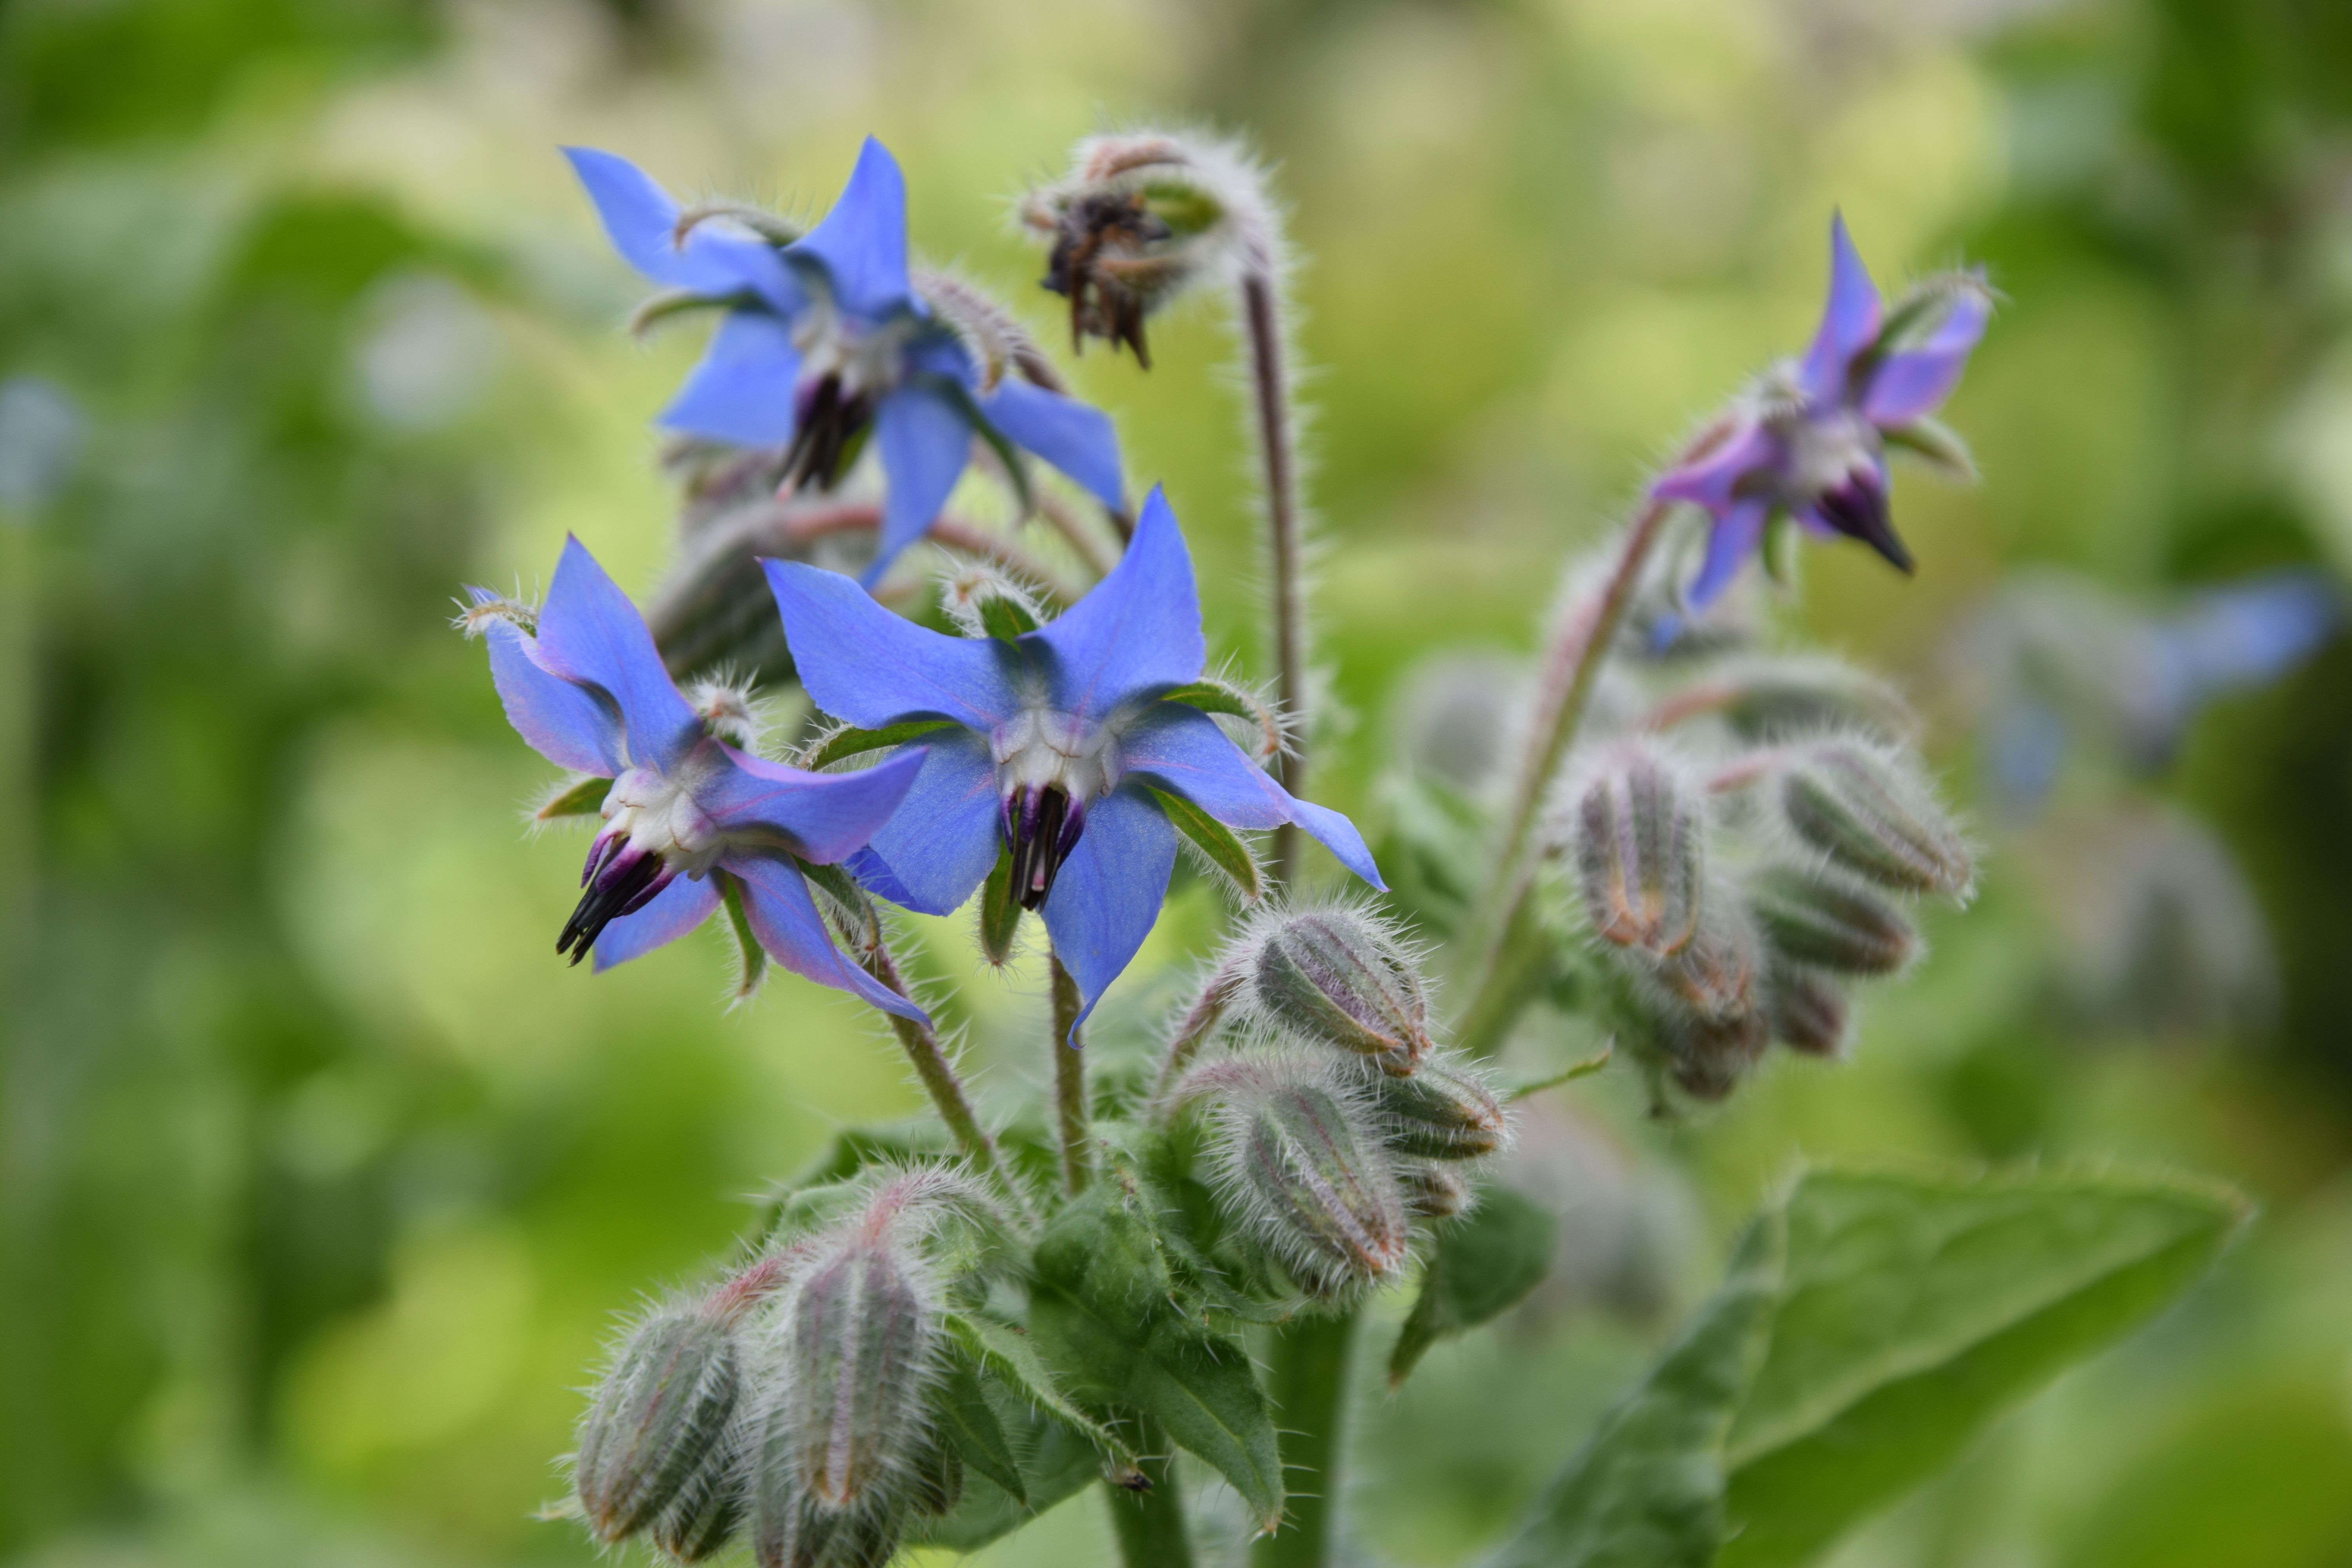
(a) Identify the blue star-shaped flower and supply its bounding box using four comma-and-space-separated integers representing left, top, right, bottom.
565, 138, 1127, 584
764, 487, 1384, 1033
1654, 214, 1992, 608
474, 536, 929, 1020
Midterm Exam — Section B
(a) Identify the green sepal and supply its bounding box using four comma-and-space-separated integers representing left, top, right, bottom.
791, 855, 882, 956
718, 873, 767, 1002
1145, 786, 1262, 903
943, 1312, 1143, 1486
978, 846, 1022, 967
1388, 1187, 1556, 1387
627, 287, 751, 339
1140, 180, 1224, 238
978, 594, 1038, 641
536, 775, 612, 821
1882, 416, 1977, 482
1159, 679, 1279, 760
933, 1349, 1027, 1504
802, 719, 955, 771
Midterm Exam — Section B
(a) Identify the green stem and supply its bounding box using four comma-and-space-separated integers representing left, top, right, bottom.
1251, 1308, 1359, 1568
857, 938, 1029, 1218
1107, 1426, 1194, 1568
1240, 269, 1309, 890
1454, 497, 1672, 1045
1049, 950, 1093, 1194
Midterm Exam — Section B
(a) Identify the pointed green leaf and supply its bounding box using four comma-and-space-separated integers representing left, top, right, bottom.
802, 719, 955, 771
1717, 1165, 2249, 1568
943, 1312, 1142, 1484
791, 855, 881, 955
1508, 1045, 1615, 1101
1492, 1207, 1786, 1568
1145, 785, 1262, 903
979, 593, 1038, 641
1388, 1186, 1557, 1387
978, 846, 1022, 967
718, 873, 767, 1002
536, 774, 611, 821
1159, 679, 1280, 760
907, 1389, 1103, 1552
935, 1351, 1026, 1504
1882, 416, 1977, 482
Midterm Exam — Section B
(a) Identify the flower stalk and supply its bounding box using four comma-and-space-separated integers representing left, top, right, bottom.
1251, 1308, 1359, 1568
1241, 269, 1312, 888
856, 936, 1029, 1218
1049, 950, 1093, 1194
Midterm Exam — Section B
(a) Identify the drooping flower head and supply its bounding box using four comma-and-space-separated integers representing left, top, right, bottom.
1654, 214, 1993, 609
764, 487, 1383, 1034
565, 139, 1127, 584
468, 537, 928, 1019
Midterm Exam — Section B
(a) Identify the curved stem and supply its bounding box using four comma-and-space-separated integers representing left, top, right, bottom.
1152, 959, 1244, 1105
1240, 270, 1310, 889
1048, 950, 1093, 1195
1251, 1308, 1359, 1568
856, 938, 1031, 1221
1107, 1423, 1194, 1568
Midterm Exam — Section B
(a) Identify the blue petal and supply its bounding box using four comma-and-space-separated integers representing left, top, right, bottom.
2166, 571, 2340, 698
1039, 786, 1179, 1040
855, 728, 1002, 916
726, 854, 928, 1022
866, 382, 973, 587
563, 147, 801, 312
1118, 702, 1383, 889
981, 378, 1125, 510
1862, 284, 1991, 426
845, 846, 921, 908
1685, 497, 1772, 609
660, 311, 803, 449
535, 538, 702, 773
591, 872, 721, 971
1029, 485, 1206, 722
1798, 213, 1884, 407
1651, 420, 1777, 515
700, 745, 927, 864
788, 136, 914, 322
479, 609, 623, 775
763, 559, 1019, 730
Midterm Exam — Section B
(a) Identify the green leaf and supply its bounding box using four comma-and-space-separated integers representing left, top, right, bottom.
1507, 1045, 1615, 1101
943, 1312, 1142, 1484
907, 1392, 1103, 1552
718, 873, 766, 1002
1145, 785, 1262, 903
1492, 1208, 1786, 1568
1027, 1183, 1286, 1530
1882, 416, 1977, 482
978, 846, 1022, 967
1158, 679, 1280, 761
935, 1350, 1026, 1504
1388, 1187, 1557, 1387
979, 593, 1038, 641
792, 855, 880, 955
802, 719, 954, 771
1717, 1165, 2249, 1568
535, 774, 610, 820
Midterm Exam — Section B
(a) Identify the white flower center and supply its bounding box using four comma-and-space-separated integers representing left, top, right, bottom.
602, 754, 725, 877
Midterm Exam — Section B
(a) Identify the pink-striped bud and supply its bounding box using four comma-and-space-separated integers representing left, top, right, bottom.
1241, 906, 1434, 1073
1374, 1053, 1511, 1163
1568, 748, 1705, 956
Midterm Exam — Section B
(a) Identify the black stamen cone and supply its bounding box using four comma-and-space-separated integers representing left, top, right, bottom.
1006, 785, 1083, 911
1815, 470, 1914, 575
781, 373, 874, 493
558, 841, 670, 965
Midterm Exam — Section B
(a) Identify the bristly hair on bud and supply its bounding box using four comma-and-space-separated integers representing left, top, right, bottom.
1561, 742, 1707, 957
1765, 964, 1852, 1058
937, 557, 1044, 642
454, 583, 538, 639
1745, 863, 1919, 977
1395, 1160, 1473, 1220
1773, 735, 1976, 899
1171, 1051, 1412, 1298
1018, 129, 1281, 368
1369, 1049, 1514, 1163
1231, 900, 1437, 1075
689, 672, 766, 751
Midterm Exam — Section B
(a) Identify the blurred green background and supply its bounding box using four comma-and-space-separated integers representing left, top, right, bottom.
7, 0, 2352, 1564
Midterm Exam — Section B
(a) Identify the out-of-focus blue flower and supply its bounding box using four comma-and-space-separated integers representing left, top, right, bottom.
471, 537, 929, 1020
765, 487, 1383, 1034
1653, 215, 1991, 608
565, 140, 1126, 585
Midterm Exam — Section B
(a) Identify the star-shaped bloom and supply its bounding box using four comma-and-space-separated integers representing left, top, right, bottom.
565, 139, 1127, 584
472, 536, 929, 1020
764, 487, 1384, 1033
1654, 214, 1992, 608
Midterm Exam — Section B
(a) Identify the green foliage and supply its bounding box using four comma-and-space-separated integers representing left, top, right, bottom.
800, 719, 955, 771
1388, 1188, 1557, 1387
1147, 784, 1263, 902
1497, 1163, 2248, 1568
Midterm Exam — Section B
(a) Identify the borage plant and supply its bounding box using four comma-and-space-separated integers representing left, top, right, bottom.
481, 131, 2250, 1568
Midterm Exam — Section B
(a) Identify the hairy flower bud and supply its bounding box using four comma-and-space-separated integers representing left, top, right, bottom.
651, 1451, 747, 1563
1396, 1161, 1471, 1220
1644, 904, 1763, 1025
575, 1259, 782, 1544
1181, 1056, 1411, 1296
1766, 967, 1851, 1058
1374, 1053, 1510, 1162
778, 1224, 938, 1514
1779, 742, 1971, 896
1568, 748, 1704, 956
1242, 906, 1434, 1073
1662, 1009, 1770, 1102
1642, 654, 1913, 742
938, 559, 1042, 642
1748, 866, 1916, 976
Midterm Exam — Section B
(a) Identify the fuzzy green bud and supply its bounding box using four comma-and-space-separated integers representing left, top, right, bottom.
650, 1453, 746, 1563
1662, 1009, 1769, 1102
781, 1233, 937, 1513
1569, 748, 1704, 956
1765, 967, 1851, 1058
1244, 906, 1434, 1073
1374, 1053, 1510, 1162
1749, 866, 1916, 976
1780, 742, 1971, 896
1396, 1161, 1471, 1220
1646, 905, 1763, 1025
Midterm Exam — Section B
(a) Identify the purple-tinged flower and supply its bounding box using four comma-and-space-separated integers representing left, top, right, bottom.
1654, 214, 1992, 608
469, 536, 929, 1020
764, 487, 1384, 1034
565, 139, 1127, 584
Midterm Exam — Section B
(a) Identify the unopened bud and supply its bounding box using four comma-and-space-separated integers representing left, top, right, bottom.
779, 1221, 938, 1512
750, 1462, 900, 1568
1643, 655, 1913, 741
1644, 906, 1762, 1024
650, 1451, 746, 1563
1748, 867, 1916, 976
1568, 748, 1704, 956
1662, 1009, 1769, 1102
1396, 1161, 1471, 1220
1780, 742, 1971, 896
690, 678, 762, 750
1766, 967, 1851, 1058
1183, 1056, 1411, 1296
575, 1263, 777, 1544
938, 559, 1041, 642
1243, 906, 1434, 1073
1375, 1053, 1510, 1162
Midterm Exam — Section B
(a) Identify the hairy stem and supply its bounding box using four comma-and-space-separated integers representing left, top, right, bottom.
1454, 497, 1672, 1046
1107, 1424, 1194, 1568
857, 939, 1028, 1217
1049, 951, 1093, 1194
1240, 269, 1309, 888
1252, 1308, 1359, 1568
